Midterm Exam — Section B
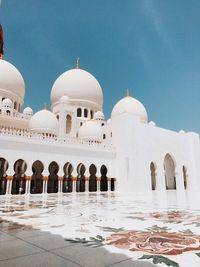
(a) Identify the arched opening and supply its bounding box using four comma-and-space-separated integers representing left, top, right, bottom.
6, 110, 10, 116
31, 160, 44, 194
164, 154, 176, 190
63, 162, 73, 193
84, 108, 88, 118
0, 158, 8, 195
66, 114, 72, 134
56, 114, 59, 121
77, 108, 82, 117
76, 163, 86, 192
47, 161, 59, 193
90, 110, 93, 119
150, 162, 156, 190
111, 178, 115, 191
100, 165, 108, 191
12, 159, 27, 194
103, 134, 106, 140
89, 164, 97, 192
183, 165, 187, 189
14, 101, 17, 110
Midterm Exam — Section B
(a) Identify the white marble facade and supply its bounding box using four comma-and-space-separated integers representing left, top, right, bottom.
0, 54, 200, 196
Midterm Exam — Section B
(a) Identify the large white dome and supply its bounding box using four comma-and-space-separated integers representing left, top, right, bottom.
0, 60, 25, 100
111, 96, 148, 123
78, 120, 103, 142
51, 68, 103, 108
29, 109, 59, 135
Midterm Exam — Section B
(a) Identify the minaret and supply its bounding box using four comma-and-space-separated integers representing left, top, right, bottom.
44, 103, 47, 110
0, 24, 4, 59
125, 88, 129, 97
76, 57, 80, 69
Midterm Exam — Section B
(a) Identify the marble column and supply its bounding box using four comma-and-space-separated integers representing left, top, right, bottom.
6, 176, 13, 195
97, 178, 101, 192
42, 177, 48, 194
58, 179, 63, 193
107, 178, 111, 192
25, 176, 31, 194
72, 178, 77, 193
85, 177, 89, 193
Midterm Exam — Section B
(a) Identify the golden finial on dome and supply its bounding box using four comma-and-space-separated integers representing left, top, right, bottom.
76, 57, 80, 69
44, 103, 47, 110
125, 88, 130, 97
0, 24, 4, 60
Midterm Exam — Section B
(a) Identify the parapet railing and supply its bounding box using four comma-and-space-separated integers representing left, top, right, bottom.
0, 127, 115, 150
0, 110, 30, 120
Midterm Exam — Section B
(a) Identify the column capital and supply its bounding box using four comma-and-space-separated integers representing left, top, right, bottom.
6, 176, 13, 180
42, 176, 48, 181
25, 176, 32, 181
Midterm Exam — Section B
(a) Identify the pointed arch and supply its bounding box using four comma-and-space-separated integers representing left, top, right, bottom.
47, 161, 59, 193
31, 160, 44, 194
111, 178, 115, 191
100, 165, 108, 191
12, 159, 27, 194
183, 165, 187, 189
164, 154, 176, 190
0, 157, 8, 195
76, 163, 86, 192
77, 108, 82, 117
66, 114, 72, 134
84, 108, 88, 118
150, 162, 156, 190
89, 164, 97, 192
63, 162, 73, 193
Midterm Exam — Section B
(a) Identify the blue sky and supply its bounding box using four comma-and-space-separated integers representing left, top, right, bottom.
1, 0, 200, 132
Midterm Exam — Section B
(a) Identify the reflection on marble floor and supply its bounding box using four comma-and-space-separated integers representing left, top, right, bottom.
1, 191, 200, 267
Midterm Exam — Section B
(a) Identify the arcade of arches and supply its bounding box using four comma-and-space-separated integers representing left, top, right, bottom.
0, 158, 115, 195
150, 154, 188, 191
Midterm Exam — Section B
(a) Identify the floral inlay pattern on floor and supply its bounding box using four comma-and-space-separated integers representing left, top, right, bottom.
1, 192, 200, 267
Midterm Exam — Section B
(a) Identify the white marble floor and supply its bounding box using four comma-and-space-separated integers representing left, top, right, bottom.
0, 191, 200, 267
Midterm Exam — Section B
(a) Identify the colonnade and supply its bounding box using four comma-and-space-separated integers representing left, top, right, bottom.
0, 158, 116, 195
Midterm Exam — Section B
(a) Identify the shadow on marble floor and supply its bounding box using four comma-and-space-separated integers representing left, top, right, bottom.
0, 218, 156, 267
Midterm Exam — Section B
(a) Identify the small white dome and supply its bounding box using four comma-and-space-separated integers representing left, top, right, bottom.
149, 121, 156, 126
23, 107, 33, 116
111, 96, 148, 123
78, 120, 103, 142
179, 130, 185, 134
51, 68, 103, 109
94, 111, 104, 120
59, 95, 69, 103
29, 109, 59, 135
0, 60, 25, 100
2, 98, 12, 108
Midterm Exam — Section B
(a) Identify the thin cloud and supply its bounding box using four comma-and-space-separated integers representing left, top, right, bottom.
143, 0, 174, 54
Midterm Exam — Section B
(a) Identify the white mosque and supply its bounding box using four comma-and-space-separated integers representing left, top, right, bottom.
0, 25, 200, 196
